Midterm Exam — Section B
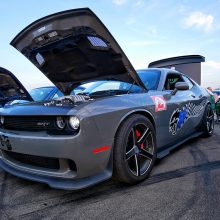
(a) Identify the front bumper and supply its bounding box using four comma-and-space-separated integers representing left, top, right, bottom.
0, 152, 111, 190
0, 127, 113, 190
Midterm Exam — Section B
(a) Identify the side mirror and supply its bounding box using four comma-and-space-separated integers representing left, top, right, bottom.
175, 82, 189, 91
172, 82, 189, 95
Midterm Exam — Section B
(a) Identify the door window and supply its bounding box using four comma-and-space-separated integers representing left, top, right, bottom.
164, 73, 184, 90
182, 75, 194, 90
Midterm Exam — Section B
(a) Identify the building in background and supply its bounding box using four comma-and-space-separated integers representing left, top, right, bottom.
148, 55, 205, 85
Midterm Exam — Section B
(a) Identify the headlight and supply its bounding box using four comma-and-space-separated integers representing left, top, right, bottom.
0, 116, 4, 125
56, 116, 65, 129
69, 116, 80, 130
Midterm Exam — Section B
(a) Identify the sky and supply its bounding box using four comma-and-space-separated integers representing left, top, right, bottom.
1, 0, 220, 90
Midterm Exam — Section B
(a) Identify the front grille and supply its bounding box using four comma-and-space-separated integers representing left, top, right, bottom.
3, 150, 60, 170
3, 116, 57, 131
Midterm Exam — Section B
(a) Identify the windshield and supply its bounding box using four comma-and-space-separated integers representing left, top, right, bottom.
78, 81, 141, 97
78, 69, 160, 96
30, 87, 54, 101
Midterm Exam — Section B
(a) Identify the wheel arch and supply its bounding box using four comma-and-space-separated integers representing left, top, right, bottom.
114, 109, 156, 139
204, 101, 212, 116
195, 101, 212, 131
112, 109, 157, 182
106, 109, 156, 176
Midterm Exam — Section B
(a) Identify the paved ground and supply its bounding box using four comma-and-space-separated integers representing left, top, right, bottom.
0, 124, 220, 220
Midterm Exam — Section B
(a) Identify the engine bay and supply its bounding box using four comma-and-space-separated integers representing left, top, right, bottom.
43, 95, 91, 107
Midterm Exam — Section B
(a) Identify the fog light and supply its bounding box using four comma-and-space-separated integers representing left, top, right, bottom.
69, 116, 80, 130
56, 116, 65, 129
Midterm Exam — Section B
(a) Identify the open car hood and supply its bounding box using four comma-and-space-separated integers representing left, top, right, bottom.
0, 67, 33, 107
11, 8, 146, 94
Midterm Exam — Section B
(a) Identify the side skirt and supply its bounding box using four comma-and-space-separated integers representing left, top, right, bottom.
157, 131, 204, 159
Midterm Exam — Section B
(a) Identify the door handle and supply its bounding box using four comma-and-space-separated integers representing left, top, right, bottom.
191, 94, 196, 98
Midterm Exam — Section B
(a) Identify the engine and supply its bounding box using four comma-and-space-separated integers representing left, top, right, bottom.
43, 95, 91, 107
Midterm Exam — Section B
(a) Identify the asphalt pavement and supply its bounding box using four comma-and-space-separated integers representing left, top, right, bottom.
0, 124, 220, 220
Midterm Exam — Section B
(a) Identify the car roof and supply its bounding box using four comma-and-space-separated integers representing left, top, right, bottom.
138, 68, 181, 75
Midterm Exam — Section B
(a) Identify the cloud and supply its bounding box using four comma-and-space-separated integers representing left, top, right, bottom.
112, 0, 127, 6
184, 11, 214, 32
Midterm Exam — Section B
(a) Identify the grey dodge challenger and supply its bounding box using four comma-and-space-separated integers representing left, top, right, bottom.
0, 8, 214, 190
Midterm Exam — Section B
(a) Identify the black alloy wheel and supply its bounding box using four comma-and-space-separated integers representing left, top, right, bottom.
113, 115, 156, 184
206, 105, 214, 135
202, 104, 214, 137
125, 123, 154, 176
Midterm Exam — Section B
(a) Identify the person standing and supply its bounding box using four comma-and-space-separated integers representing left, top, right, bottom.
207, 87, 219, 103
207, 87, 220, 122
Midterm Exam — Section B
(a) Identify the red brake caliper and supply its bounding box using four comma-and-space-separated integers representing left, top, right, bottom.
135, 130, 144, 149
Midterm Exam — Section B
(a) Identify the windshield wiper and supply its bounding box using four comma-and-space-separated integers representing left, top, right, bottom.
89, 90, 130, 97
77, 92, 89, 96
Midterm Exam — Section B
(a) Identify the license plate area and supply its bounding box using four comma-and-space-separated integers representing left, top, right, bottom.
0, 135, 12, 150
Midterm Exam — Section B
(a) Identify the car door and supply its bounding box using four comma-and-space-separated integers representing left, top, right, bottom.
157, 72, 196, 151
182, 75, 207, 130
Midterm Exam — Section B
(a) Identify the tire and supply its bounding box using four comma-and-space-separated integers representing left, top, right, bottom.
201, 104, 214, 137
113, 114, 157, 184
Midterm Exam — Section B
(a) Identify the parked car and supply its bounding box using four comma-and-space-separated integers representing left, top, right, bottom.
30, 85, 85, 101
30, 86, 62, 101
0, 67, 85, 106
0, 67, 33, 107
213, 90, 220, 98
0, 8, 214, 190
